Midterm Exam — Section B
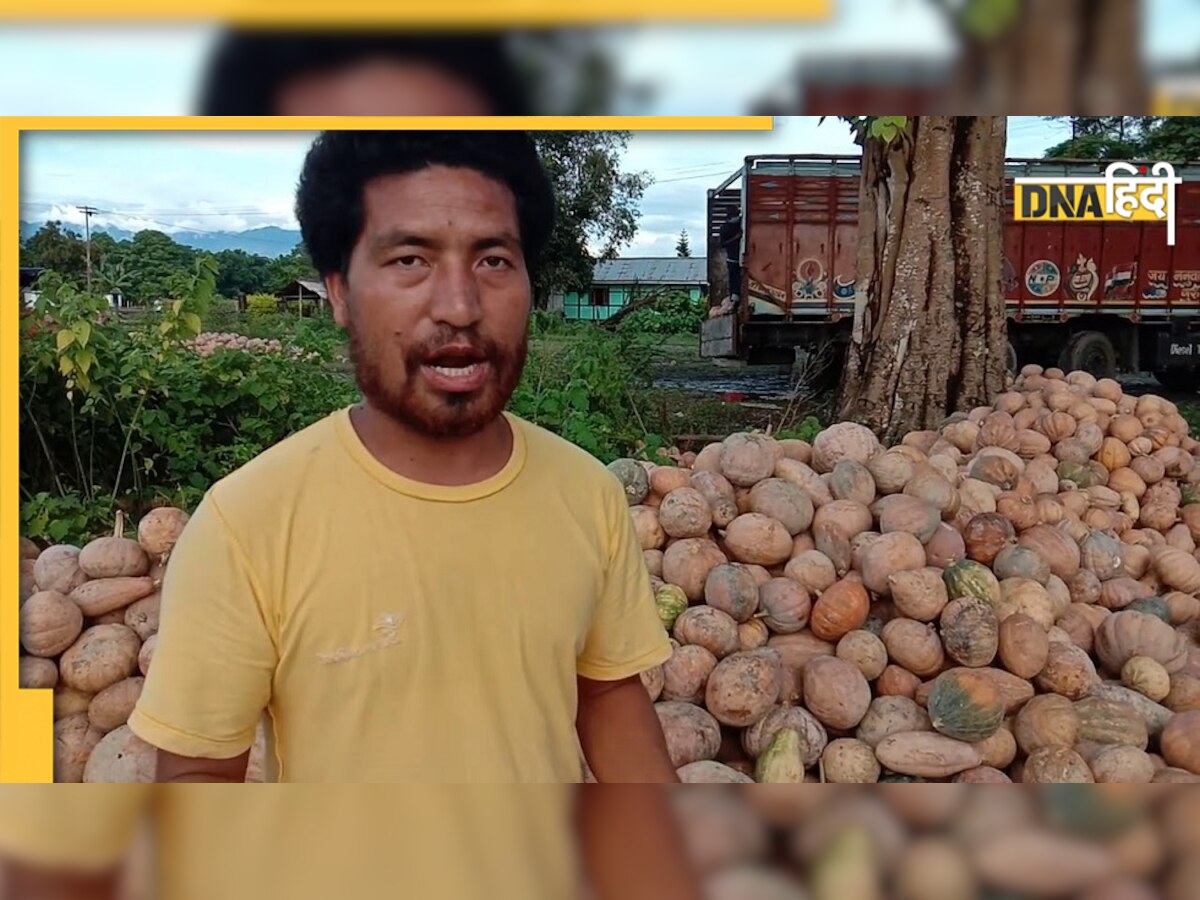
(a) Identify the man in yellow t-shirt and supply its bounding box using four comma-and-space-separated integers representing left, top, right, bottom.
0, 131, 701, 900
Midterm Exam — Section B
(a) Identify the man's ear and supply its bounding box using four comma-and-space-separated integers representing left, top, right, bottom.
325, 272, 349, 328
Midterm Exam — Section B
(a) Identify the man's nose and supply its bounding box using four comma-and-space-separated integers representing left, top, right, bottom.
429, 260, 483, 328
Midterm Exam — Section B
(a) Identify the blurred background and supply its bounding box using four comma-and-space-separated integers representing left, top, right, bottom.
0, 0, 1196, 116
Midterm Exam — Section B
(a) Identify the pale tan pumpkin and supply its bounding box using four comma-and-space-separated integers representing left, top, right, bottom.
19, 590, 83, 658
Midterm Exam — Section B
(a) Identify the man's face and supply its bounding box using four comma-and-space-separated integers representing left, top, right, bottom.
328, 165, 531, 440
275, 60, 493, 116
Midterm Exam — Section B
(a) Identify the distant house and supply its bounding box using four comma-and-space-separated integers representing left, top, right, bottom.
553, 258, 708, 322
19, 266, 44, 308
275, 279, 328, 313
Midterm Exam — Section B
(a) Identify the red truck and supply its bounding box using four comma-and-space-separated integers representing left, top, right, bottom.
702, 155, 1200, 392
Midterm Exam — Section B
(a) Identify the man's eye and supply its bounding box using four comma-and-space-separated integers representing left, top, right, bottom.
481, 256, 513, 269
393, 255, 425, 268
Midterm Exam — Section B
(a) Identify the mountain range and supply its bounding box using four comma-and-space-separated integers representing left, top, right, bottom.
19, 220, 302, 259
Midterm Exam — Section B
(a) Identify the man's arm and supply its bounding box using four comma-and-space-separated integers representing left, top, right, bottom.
575, 676, 703, 900
576, 675, 677, 782
155, 748, 250, 783
127, 495, 276, 778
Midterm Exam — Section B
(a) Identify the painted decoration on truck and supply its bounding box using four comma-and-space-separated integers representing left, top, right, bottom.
1025, 259, 1061, 298
832, 275, 856, 299
1001, 257, 1019, 294
1103, 262, 1138, 300
1174, 271, 1200, 302
1143, 269, 1200, 302
1066, 254, 1100, 302
1144, 270, 1169, 300
792, 258, 828, 301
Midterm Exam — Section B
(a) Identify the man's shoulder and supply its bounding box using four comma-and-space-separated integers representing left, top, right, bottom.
206, 408, 347, 522
509, 414, 623, 497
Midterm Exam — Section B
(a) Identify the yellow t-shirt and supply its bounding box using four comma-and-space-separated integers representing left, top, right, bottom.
128, 407, 670, 783
0, 785, 582, 900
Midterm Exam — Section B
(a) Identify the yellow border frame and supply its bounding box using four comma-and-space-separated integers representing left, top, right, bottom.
1, 0, 831, 24
1, 114, 771, 783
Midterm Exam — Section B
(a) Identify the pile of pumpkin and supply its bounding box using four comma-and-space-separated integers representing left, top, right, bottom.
674, 785, 1200, 900
182, 331, 319, 361
615, 366, 1200, 783
17, 509, 266, 782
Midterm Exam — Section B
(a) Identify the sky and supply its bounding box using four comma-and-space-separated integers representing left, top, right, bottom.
20, 117, 1072, 257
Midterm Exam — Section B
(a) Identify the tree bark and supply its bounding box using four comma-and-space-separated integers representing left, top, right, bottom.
838, 116, 1008, 445
946, 0, 1146, 113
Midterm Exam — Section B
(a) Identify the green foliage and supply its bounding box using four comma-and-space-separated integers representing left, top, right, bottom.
20, 276, 358, 539
827, 115, 909, 146
531, 131, 650, 305
774, 416, 824, 444
1137, 117, 1200, 163
616, 291, 704, 336
1042, 117, 1200, 163
268, 243, 319, 289
675, 229, 691, 258
20, 222, 89, 283
21, 491, 122, 547
213, 248, 275, 297
204, 296, 242, 332
246, 293, 279, 316
507, 328, 656, 463
959, 0, 1020, 39
1179, 402, 1200, 438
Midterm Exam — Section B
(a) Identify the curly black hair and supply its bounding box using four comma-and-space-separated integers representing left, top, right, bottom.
196, 31, 532, 116
295, 131, 556, 279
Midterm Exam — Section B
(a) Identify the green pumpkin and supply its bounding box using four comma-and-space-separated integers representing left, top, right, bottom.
756, 728, 806, 783
607, 458, 649, 505
1056, 460, 1101, 489
1039, 784, 1144, 838
927, 668, 1005, 742
654, 584, 688, 631
943, 559, 1002, 607
1126, 596, 1171, 624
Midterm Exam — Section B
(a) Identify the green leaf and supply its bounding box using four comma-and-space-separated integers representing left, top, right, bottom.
159, 321, 173, 335
961, 0, 1020, 39
59, 356, 75, 376
182, 312, 203, 335
172, 299, 184, 316
72, 321, 91, 348
56, 329, 75, 351
75, 348, 96, 375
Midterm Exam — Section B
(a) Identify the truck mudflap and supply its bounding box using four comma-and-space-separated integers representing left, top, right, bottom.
700, 313, 738, 359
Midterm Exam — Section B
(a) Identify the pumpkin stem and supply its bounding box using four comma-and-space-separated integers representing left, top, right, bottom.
113, 509, 125, 539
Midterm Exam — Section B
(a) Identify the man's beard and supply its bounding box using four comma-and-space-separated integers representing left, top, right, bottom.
346, 322, 527, 440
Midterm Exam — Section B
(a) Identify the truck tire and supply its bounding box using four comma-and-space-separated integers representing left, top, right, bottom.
1059, 331, 1117, 380
1006, 341, 1018, 375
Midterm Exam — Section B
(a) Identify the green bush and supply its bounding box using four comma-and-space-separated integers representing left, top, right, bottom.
245, 293, 279, 316
616, 291, 705, 336
507, 328, 656, 463
19, 286, 358, 544
205, 296, 241, 332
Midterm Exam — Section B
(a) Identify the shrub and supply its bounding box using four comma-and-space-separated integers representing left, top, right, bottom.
245, 293, 279, 316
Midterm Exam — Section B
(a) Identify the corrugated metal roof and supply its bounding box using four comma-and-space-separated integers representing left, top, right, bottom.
592, 257, 708, 285
298, 280, 328, 298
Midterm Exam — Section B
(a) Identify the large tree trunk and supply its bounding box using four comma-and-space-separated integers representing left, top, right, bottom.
838, 116, 1008, 445
947, 0, 1145, 112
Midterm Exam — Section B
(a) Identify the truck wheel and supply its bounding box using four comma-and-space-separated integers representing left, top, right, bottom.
1006, 341, 1018, 375
1153, 370, 1197, 394
1060, 331, 1117, 380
